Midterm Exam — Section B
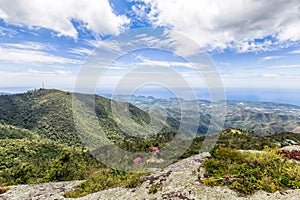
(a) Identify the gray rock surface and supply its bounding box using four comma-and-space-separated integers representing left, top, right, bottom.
0, 181, 83, 200
282, 145, 300, 151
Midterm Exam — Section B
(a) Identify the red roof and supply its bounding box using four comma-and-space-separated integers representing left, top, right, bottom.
150, 147, 159, 151
133, 156, 142, 163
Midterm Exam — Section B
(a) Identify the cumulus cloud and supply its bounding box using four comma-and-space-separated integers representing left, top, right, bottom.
0, 0, 130, 38
138, 0, 300, 52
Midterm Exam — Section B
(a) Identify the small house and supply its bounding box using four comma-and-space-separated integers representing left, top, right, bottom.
150, 147, 159, 152
133, 156, 142, 164
150, 147, 159, 158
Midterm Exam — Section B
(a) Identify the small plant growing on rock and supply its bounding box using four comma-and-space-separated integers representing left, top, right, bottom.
148, 183, 161, 194
202, 147, 300, 195
0, 187, 10, 194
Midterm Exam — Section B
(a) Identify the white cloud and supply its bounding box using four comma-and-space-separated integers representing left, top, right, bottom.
139, 0, 300, 52
262, 73, 281, 78
26, 69, 72, 75
85, 39, 103, 48
0, 26, 17, 37
68, 47, 93, 56
3, 42, 55, 51
0, 0, 130, 38
220, 62, 230, 66
260, 56, 283, 62
289, 49, 300, 54
85, 39, 124, 54
136, 57, 194, 69
134, 54, 211, 70
0, 69, 76, 88
267, 64, 300, 69
140, 60, 193, 68
262, 73, 300, 79
0, 46, 80, 65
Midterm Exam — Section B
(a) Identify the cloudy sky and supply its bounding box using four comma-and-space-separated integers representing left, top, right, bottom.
0, 0, 299, 103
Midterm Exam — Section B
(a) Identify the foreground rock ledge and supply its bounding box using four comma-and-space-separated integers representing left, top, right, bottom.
1, 152, 299, 200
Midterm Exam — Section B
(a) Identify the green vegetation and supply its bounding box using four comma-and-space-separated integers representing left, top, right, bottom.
202, 147, 300, 195
65, 169, 147, 198
0, 89, 172, 147
0, 89, 173, 197
148, 183, 161, 194
0, 89, 81, 145
0, 187, 10, 194
0, 124, 37, 140
180, 128, 300, 159
0, 137, 101, 185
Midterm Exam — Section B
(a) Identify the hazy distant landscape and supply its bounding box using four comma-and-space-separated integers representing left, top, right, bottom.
113, 94, 300, 135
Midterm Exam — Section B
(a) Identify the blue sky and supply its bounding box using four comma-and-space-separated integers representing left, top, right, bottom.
0, 0, 300, 103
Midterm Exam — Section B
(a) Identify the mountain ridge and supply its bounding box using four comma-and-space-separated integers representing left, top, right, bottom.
0, 89, 175, 146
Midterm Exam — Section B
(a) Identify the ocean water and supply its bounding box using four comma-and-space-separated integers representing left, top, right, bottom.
98, 88, 300, 106
99, 87, 300, 106
224, 88, 300, 106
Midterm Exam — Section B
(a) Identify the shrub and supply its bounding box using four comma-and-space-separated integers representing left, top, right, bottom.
148, 183, 161, 194
202, 147, 300, 195
64, 169, 147, 198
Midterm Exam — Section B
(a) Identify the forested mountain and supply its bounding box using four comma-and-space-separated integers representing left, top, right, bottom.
0, 89, 176, 186
0, 89, 177, 147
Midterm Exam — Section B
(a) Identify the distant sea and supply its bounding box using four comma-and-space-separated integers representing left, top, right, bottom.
99, 87, 300, 106
222, 88, 300, 106
1, 87, 299, 106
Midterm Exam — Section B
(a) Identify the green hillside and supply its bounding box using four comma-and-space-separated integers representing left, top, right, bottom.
0, 124, 38, 140
0, 89, 162, 187
0, 89, 177, 185
0, 137, 99, 185
0, 89, 172, 147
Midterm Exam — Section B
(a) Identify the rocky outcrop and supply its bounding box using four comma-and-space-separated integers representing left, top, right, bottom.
0, 181, 83, 200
